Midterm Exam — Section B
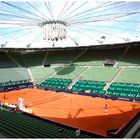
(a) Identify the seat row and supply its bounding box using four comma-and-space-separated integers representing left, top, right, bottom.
72, 80, 106, 94
77, 80, 106, 86
107, 82, 140, 98
36, 78, 72, 90
0, 108, 92, 138
107, 91, 140, 98
36, 78, 140, 99
111, 82, 140, 89
0, 80, 30, 87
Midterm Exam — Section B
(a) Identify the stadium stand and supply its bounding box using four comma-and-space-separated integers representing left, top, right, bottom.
45, 49, 83, 65
30, 67, 57, 83
52, 66, 86, 80
23, 51, 46, 67
8, 51, 46, 67
73, 48, 124, 66
71, 80, 106, 94
107, 82, 140, 99
118, 45, 140, 66
8, 51, 26, 67
0, 80, 29, 87
115, 68, 140, 84
0, 68, 30, 83
1, 45, 139, 101
0, 107, 93, 138
81, 67, 120, 82
0, 51, 17, 68
0, 43, 140, 138
37, 78, 72, 90
0, 79, 32, 92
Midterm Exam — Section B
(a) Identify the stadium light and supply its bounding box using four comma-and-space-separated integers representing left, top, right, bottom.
122, 38, 130, 42
1, 41, 7, 48
26, 43, 31, 48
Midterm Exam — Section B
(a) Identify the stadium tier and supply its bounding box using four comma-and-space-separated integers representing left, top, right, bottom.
71, 80, 106, 94
8, 51, 26, 67
52, 66, 86, 79
0, 68, 30, 83
36, 76, 140, 101
0, 108, 92, 138
73, 48, 124, 66
36, 78, 72, 90
23, 51, 46, 67
107, 82, 140, 99
115, 68, 140, 84
0, 45, 140, 97
30, 67, 57, 83
45, 49, 83, 64
8, 51, 46, 67
0, 44, 140, 139
81, 67, 120, 82
0, 51, 18, 68
118, 45, 140, 66
0, 80, 33, 92
31, 66, 121, 84
0, 80, 29, 87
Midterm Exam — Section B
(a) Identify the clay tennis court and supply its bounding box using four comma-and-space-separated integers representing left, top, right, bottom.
0, 88, 140, 136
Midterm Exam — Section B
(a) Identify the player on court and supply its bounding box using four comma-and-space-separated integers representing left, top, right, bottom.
105, 104, 108, 116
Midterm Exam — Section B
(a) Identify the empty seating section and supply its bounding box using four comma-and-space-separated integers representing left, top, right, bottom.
30, 67, 57, 83
72, 80, 106, 94
31, 66, 86, 83
81, 67, 119, 82
107, 82, 140, 98
74, 49, 124, 66
23, 51, 46, 67
53, 66, 86, 80
115, 68, 140, 84
46, 50, 82, 64
0, 108, 91, 138
37, 78, 72, 90
0, 46, 140, 102
118, 46, 140, 66
0, 68, 30, 83
0, 52, 17, 68
8, 51, 26, 67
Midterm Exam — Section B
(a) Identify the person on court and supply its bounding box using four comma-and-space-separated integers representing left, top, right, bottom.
105, 104, 108, 116
4, 93, 6, 100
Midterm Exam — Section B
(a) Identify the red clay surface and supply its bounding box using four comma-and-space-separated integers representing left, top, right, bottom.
0, 88, 140, 136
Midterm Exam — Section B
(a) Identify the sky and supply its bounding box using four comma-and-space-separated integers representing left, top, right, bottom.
0, 0, 140, 48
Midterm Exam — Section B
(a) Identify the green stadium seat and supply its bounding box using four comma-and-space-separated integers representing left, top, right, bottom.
136, 94, 140, 98
128, 93, 136, 98
36, 78, 72, 90
120, 92, 128, 97
112, 92, 120, 96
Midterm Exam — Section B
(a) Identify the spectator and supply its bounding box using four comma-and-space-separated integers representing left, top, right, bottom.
105, 104, 108, 116
14, 108, 17, 114
4, 93, 6, 100
58, 128, 64, 133
75, 128, 81, 137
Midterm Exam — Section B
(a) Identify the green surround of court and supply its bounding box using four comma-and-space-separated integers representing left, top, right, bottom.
0, 68, 30, 83
115, 68, 140, 84
52, 66, 86, 80
81, 67, 120, 82
30, 67, 56, 83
